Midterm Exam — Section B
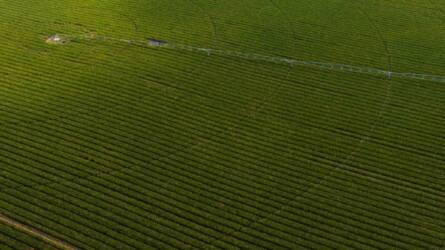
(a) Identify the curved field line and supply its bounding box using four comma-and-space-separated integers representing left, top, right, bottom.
205, 2, 397, 243
206, 83, 395, 248
321, 0, 394, 173
311, 0, 395, 179
0, 213, 78, 250
356, 3, 392, 73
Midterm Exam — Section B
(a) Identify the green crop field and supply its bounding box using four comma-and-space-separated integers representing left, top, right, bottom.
0, 223, 58, 250
0, 0, 444, 249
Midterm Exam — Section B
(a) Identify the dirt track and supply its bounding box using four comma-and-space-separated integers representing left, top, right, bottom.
0, 213, 78, 250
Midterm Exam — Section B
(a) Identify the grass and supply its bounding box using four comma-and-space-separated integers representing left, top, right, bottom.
0, 0, 444, 249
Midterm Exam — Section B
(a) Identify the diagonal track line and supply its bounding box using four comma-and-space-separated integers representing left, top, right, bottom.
0, 213, 78, 250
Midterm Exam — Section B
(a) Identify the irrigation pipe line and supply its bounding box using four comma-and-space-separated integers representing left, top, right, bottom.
49, 33, 445, 84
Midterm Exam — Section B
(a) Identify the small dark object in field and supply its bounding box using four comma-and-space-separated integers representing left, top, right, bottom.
148, 38, 167, 47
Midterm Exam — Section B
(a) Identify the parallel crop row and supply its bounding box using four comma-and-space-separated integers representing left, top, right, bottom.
0, 0, 444, 249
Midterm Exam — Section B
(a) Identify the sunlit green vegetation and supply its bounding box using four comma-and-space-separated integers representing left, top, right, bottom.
0, 0, 444, 249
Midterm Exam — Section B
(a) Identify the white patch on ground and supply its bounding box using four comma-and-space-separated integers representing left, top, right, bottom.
46, 34, 68, 45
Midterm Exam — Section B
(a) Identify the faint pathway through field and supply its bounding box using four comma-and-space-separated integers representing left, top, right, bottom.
0, 213, 78, 250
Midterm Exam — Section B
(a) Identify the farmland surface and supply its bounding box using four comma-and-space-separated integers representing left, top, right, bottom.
0, 0, 445, 249
0, 225, 57, 250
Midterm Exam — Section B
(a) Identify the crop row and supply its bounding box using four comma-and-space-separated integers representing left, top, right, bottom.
1, 1, 445, 249
1, 72, 442, 248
